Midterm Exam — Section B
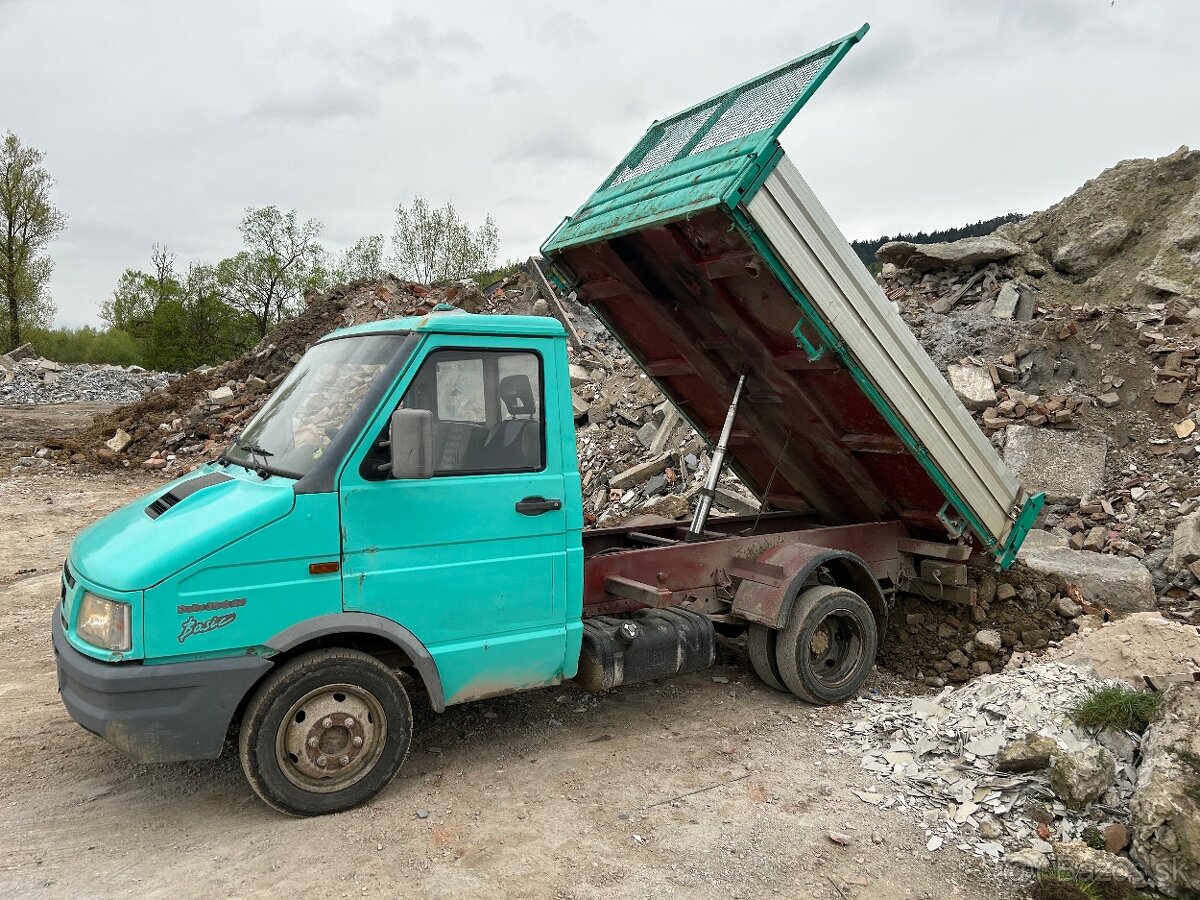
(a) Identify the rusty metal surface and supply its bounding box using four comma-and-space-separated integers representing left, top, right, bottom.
730, 539, 892, 629
557, 213, 965, 544
582, 521, 905, 617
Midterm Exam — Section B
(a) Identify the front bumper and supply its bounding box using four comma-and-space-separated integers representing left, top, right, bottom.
53, 613, 272, 764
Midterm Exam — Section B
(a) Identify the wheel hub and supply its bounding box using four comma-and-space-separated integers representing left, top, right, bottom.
304, 712, 365, 770
807, 613, 862, 685
276, 684, 387, 792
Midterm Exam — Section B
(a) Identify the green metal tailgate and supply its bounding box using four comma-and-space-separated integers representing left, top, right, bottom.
543, 25, 868, 255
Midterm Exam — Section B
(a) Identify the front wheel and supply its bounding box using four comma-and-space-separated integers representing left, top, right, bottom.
775, 585, 877, 705
238, 648, 413, 816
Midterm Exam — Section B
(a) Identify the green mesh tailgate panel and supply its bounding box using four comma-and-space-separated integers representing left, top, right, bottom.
543, 24, 869, 254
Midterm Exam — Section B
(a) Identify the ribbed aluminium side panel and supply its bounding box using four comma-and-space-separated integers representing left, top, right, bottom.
745, 156, 1022, 547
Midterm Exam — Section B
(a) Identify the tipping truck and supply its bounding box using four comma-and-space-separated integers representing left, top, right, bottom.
53, 25, 1043, 816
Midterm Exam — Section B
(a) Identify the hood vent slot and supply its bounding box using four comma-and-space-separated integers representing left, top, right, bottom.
144, 472, 233, 519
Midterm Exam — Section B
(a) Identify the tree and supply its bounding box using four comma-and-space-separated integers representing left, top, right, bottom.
390, 197, 498, 284
216, 206, 325, 337
0, 131, 66, 350
100, 243, 182, 346
333, 234, 385, 283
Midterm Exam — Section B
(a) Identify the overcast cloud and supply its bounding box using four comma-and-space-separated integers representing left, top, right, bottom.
2, 0, 1197, 326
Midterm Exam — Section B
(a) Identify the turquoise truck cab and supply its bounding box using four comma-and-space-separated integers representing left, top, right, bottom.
55, 309, 587, 814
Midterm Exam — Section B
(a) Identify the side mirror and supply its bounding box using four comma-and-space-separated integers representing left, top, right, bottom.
390, 408, 433, 478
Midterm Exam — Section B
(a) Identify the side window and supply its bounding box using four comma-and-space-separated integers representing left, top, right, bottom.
364, 349, 545, 479
434, 358, 486, 423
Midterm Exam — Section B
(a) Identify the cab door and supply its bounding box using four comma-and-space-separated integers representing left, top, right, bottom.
339, 336, 570, 705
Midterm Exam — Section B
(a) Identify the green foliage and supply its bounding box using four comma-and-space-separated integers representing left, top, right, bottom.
216, 206, 326, 337
26, 326, 142, 366
0, 131, 67, 351
331, 235, 385, 283
1072, 686, 1162, 734
1080, 824, 1106, 851
97, 250, 260, 371
390, 197, 498, 284
849, 213, 1025, 268
1032, 869, 1103, 899
88, 203, 505, 371
471, 258, 523, 290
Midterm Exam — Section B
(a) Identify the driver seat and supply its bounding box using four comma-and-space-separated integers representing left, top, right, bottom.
480, 374, 540, 470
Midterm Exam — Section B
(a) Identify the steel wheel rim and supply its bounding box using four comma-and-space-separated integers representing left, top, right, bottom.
806, 609, 864, 689
275, 683, 388, 793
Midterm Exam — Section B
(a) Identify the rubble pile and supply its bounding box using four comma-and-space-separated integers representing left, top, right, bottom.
0, 342, 174, 404
834, 662, 1148, 886
880, 564, 1087, 687
27, 263, 757, 524
49, 276, 525, 469
880, 146, 1200, 620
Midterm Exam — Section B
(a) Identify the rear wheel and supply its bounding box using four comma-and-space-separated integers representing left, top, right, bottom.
775, 585, 877, 705
747, 623, 786, 691
238, 648, 412, 816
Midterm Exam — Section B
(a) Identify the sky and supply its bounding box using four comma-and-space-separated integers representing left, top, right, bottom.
2, 0, 1198, 328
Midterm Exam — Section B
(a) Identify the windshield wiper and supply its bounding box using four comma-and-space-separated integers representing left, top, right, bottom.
234, 439, 275, 479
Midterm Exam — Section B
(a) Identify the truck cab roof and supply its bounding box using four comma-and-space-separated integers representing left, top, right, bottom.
324, 307, 567, 341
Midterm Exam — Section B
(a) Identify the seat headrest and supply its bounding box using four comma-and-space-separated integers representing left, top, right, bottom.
498, 374, 536, 416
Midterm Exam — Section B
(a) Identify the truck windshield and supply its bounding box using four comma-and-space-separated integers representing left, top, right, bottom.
224, 333, 409, 479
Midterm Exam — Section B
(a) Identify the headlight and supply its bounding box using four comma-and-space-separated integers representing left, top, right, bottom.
76, 592, 132, 652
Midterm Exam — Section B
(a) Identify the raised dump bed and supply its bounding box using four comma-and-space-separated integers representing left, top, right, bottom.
543, 24, 1042, 568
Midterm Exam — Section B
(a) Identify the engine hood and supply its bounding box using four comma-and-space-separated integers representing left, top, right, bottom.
70, 463, 297, 592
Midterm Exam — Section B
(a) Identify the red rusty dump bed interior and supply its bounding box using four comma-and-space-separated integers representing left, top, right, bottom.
559, 211, 954, 541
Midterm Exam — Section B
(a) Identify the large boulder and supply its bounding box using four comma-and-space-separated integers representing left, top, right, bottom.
1137, 185, 1200, 301
875, 235, 1023, 273
1050, 745, 1116, 810
1130, 684, 1200, 897
1019, 536, 1156, 616
1003, 425, 1106, 503
1051, 220, 1132, 277
995, 732, 1059, 773
1051, 841, 1146, 889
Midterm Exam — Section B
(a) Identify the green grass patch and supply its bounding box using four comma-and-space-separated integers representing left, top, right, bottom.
1071, 685, 1162, 734
1032, 869, 1102, 900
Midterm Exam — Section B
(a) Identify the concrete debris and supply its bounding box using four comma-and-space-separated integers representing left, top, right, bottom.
947, 364, 996, 411
875, 235, 1024, 273
1175, 513, 1200, 565
104, 428, 132, 453
833, 662, 1137, 872
33, 270, 749, 527
1018, 531, 1157, 616
1002, 425, 1106, 502
0, 349, 173, 404
991, 281, 1021, 320
1050, 220, 1132, 278
994, 733, 1058, 773
1049, 745, 1116, 810
1129, 683, 1200, 897
1051, 840, 1146, 888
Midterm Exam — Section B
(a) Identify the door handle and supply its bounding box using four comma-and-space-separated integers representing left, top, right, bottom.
516, 496, 562, 516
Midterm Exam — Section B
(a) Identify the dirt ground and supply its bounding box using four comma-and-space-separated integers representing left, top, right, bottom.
0, 448, 1035, 899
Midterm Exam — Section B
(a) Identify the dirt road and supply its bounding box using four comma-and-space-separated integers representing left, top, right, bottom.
0, 468, 1026, 900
